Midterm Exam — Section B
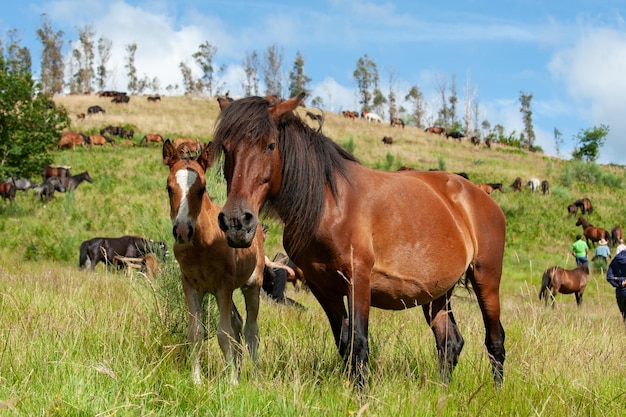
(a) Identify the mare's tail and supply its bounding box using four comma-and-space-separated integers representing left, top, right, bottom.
78, 241, 90, 268
539, 268, 552, 300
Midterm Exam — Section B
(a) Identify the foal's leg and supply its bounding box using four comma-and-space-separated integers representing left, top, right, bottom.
240, 282, 261, 363
422, 290, 464, 384
215, 287, 240, 384
181, 276, 205, 385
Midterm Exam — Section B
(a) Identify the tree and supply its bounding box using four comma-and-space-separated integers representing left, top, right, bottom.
353, 54, 379, 113
435, 74, 448, 128
448, 74, 458, 126
96, 36, 112, 92
572, 125, 609, 162
242, 50, 260, 96
72, 25, 95, 94
2, 29, 32, 73
404, 85, 425, 128
387, 67, 397, 121
192, 41, 218, 96
263, 44, 283, 97
179, 61, 200, 95
519, 91, 536, 149
125, 43, 138, 93
553, 127, 563, 157
36, 14, 64, 95
0, 54, 70, 179
288, 51, 311, 98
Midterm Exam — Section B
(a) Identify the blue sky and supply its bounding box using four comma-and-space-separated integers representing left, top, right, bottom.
2, 0, 626, 165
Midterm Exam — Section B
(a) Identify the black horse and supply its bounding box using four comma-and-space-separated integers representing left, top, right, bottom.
79, 235, 169, 270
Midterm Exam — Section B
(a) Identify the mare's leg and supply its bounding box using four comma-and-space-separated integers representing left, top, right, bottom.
240, 281, 261, 363
343, 266, 371, 389
215, 287, 240, 384
466, 264, 506, 385
551, 288, 557, 308
422, 289, 464, 384
181, 275, 205, 385
575, 290, 583, 307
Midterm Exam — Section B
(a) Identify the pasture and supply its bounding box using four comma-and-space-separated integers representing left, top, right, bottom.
0, 95, 625, 415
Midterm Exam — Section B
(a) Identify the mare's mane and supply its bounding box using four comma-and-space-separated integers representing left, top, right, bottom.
213, 96, 358, 255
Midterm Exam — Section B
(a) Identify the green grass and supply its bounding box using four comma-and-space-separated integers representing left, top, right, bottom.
0, 95, 625, 416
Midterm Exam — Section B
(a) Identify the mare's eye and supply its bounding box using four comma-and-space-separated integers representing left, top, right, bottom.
267, 142, 276, 152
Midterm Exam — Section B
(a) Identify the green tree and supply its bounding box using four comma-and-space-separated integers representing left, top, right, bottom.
519, 91, 536, 149
96, 36, 112, 92
0, 54, 70, 179
553, 127, 563, 157
192, 41, 218, 96
125, 43, 138, 93
353, 54, 379, 113
405, 85, 425, 128
288, 51, 311, 98
572, 125, 609, 162
36, 14, 65, 95
71, 25, 95, 94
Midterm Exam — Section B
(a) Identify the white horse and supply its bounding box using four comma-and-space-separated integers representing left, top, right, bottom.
365, 112, 383, 123
527, 178, 541, 193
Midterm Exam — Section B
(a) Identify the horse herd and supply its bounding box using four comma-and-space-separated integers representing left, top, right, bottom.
1, 164, 93, 203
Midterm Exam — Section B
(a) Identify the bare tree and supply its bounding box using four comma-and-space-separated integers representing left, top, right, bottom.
192, 41, 218, 96
2, 29, 32, 73
435, 73, 448, 127
36, 14, 64, 95
553, 127, 563, 157
387, 66, 398, 121
449, 73, 458, 126
96, 36, 111, 92
125, 43, 138, 93
180, 61, 200, 95
73, 25, 96, 94
263, 44, 283, 97
241, 50, 260, 97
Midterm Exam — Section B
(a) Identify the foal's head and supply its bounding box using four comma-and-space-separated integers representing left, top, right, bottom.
163, 139, 212, 243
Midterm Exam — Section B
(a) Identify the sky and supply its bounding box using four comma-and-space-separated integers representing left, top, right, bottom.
2, 0, 626, 165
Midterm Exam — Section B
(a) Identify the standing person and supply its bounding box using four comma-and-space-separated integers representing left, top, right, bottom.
606, 249, 626, 323
615, 238, 626, 256
593, 238, 612, 267
570, 234, 590, 267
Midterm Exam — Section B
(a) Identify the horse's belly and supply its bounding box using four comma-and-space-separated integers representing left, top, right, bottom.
370, 272, 461, 310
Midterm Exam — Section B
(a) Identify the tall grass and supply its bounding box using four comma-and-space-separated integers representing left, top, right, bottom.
0, 95, 625, 415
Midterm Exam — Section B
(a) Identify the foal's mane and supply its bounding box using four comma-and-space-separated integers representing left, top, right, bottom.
213, 96, 359, 256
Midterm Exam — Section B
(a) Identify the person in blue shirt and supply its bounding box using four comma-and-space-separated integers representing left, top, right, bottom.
593, 238, 612, 267
606, 249, 626, 323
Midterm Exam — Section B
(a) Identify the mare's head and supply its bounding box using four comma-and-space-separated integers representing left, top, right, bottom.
212, 93, 304, 248
162, 139, 213, 244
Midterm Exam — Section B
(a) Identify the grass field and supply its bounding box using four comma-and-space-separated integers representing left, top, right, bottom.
0, 94, 625, 416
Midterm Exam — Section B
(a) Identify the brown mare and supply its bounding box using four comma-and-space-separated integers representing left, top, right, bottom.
162, 139, 264, 385
611, 226, 623, 247
574, 198, 593, 215
475, 183, 504, 195
510, 177, 523, 192
141, 133, 163, 146
539, 264, 589, 307
425, 126, 445, 135
213, 93, 506, 388
58, 132, 88, 149
576, 215, 610, 247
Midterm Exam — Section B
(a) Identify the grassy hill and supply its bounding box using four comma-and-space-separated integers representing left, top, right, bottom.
0, 94, 625, 416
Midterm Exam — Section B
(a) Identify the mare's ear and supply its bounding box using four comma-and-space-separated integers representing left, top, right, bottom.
162, 139, 179, 166
269, 91, 306, 119
217, 96, 231, 111
196, 142, 214, 172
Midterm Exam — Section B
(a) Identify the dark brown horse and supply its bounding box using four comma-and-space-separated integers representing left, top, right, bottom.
42, 164, 71, 183
213, 93, 506, 388
162, 139, 264, 384
510, 177, 523, 192
576, 215, 610, 247
574, 198, 593, 215
611, 226, 623, 248
541, 180, 550, 195
424, 126, 445, 135
539, 264, 589, 307
567, 204, 579, 217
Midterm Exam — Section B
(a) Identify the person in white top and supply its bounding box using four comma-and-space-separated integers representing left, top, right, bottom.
616, 238, 626, 255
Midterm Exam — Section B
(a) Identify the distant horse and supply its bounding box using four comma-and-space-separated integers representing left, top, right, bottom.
576, 215, 610, 247
475, 183, 503, 195
140, 134, 163, 146
9, 177, 37, 193
0, 181, 16, 202
364, 112, 383, 123
510, 177, 523, 192
527, 178, 540, 192
162, 139, 264, 385
33, 177, 65, 202
425, 126, 445, 135
381, 136, 393, 146
58, 132, 88, 149
541, 180, 550, 195
147, 95, 161, 102
213, 93, 506, 388
42, 165, 71, 183
574, 198, 593, 215
60, 171, 94, 191
342, 110, 358, 120
100, 125, 125, 137
567, 204, 579, 217
305, 111, 325, 132
470, 136, 481, 146
89, 135, 116, 147
79, 235, 168, 271
390, 117, 404, 128
172, 138, 203, 158
87, 105, 105, 115
611, 226, 623, 248
539, 264, 589, 307
446, 131, 465, 140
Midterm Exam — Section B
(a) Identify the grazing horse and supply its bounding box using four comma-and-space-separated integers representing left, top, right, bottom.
541, 180, 550, 195
0, 181, 16, 202
147, 95, 161, 102
213, 93, 506, 388
446, 131, 465, 140
475, 183, 503, 195
574, 198, 593, 215
470, 136, 481, 146
60, 171, 94, 191
510, 177, 523, 192
79, 236, 168, 271
33, 177, 65, 202
381, 136, 393, 146
527, 178, 541, 192
87, 105, 105, 115
342, 110, 358, 120
567, 204, 579, 217
576, 216, 610, 247
539, 264, 589, 307
140, 134, 163, 146
42, 165, 71, 182
89, 135, 115, 147
10, 177, 37, 193
364, 112, 383, 123
58, 132, 88, 149
425, 126, 445, 135
390, 117, 404, 128
162, 139, 264, 385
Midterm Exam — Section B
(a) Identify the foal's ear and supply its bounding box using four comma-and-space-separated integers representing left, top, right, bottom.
196, 142, 214, 172
269, 91, 306, 119
162, 139, 179, 166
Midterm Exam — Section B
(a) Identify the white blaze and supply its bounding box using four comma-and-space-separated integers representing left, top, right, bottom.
174, 169, 198, 222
